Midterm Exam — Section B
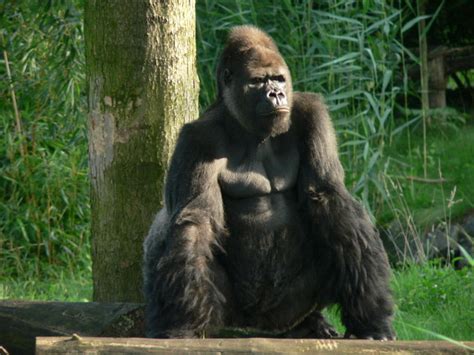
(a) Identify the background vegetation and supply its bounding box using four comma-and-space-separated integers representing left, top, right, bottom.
1, 0, 473, 341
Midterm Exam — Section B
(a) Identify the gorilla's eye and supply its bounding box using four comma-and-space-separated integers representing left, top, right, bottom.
250, 77, 265, 84
273, 75, 285, 82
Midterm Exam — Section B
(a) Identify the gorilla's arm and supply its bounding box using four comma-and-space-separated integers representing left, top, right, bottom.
294, 92, 395, 340
143, 123, 228, 338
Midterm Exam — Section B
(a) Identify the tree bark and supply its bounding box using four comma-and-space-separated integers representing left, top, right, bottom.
84, 1, 198, 302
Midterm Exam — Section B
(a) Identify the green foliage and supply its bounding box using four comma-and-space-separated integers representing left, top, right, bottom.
0, 0, 89, 278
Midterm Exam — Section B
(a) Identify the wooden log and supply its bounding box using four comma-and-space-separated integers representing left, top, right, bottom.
406, 45, 473, 76
0, 301, 144, 355
36, 336, 474, 354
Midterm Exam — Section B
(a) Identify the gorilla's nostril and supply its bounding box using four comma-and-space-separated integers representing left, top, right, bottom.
267, 90, 285, 102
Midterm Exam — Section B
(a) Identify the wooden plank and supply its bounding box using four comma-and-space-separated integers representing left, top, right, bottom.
36, 336, 474, 354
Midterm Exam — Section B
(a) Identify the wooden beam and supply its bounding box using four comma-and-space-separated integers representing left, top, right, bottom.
36, 336, 474, 354
446, 45, 474, 74
407, 46, 474, 82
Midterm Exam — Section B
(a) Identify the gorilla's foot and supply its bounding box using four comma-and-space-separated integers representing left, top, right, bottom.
284, 311, 339, 339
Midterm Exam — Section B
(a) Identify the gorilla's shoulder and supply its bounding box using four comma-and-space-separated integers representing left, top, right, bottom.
292, 92, 328, 117
291, 92, 332, 133
176, 111, 225, 158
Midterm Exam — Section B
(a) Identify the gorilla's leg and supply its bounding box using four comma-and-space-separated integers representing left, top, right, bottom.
338, 236, 395, 340
144, 219, 234, 338
311, 189, 395, 340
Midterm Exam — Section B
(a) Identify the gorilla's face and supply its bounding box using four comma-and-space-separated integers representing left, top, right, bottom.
223, 46, 293, 139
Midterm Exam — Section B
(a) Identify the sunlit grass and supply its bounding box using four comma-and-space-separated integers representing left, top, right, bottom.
0, 266, 92, 302
392, 263, 474, 341
324, 262, 474, 341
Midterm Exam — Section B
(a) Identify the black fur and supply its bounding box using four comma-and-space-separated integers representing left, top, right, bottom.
143, 25, 395, 340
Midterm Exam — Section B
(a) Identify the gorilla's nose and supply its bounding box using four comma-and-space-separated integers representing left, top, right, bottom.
267, 89, 287, 106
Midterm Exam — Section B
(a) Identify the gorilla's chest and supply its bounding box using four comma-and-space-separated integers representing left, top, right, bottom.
218, 137, 299, 198
218, 135, 308, 308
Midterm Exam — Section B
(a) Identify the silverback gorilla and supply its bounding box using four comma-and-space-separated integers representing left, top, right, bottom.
143, 25, 395, 340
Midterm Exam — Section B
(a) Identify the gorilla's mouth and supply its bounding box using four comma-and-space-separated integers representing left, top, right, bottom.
261, 107, 290, 116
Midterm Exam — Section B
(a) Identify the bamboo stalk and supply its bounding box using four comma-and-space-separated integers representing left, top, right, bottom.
3, 48, 26, 157
417, 0, 429, 178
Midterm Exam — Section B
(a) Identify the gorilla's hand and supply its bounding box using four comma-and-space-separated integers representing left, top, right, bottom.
344, 319, 396, 341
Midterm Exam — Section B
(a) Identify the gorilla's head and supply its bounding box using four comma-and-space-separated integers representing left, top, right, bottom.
217, 26, 293, 139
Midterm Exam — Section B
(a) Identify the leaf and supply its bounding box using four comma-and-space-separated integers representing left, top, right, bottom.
365, 11, 400, 34
316, 52, 359, 70
382, 69, 393, 95
314, 10, 364, 27
327, 34, 359, 44
340, 140, 367, 148
401, 15, 431, 33
367, 151, 380, 171
326, 89, 363, 101
364, 92, 380, 121
391, 116, 421, 136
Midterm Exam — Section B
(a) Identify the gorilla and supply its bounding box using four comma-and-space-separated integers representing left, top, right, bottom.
143, 25, 395, 340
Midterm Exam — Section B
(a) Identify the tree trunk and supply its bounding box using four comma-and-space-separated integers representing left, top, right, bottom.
84, 0, 198, 302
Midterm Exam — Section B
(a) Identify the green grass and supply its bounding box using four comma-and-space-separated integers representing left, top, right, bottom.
379, 119, 474, 226
392, 263, 474, 341
324, 262, 474, 341
0, 267, 92, 302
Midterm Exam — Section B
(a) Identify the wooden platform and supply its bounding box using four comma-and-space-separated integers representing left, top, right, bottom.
36, 336, 474, 354
2, 301, 473, 354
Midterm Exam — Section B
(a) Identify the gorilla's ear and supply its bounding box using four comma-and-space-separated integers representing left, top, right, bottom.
223, 68, 232, 86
